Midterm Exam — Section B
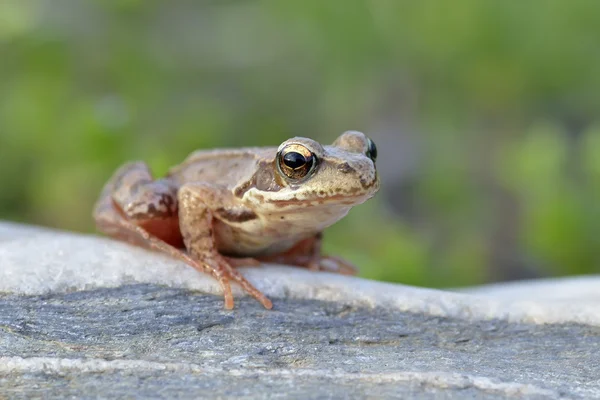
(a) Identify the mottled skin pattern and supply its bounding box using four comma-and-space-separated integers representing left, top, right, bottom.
93, 131, 379, 309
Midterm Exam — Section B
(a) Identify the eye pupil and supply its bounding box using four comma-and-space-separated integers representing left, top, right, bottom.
283, 152, 307, 169
277, 145, 317, 180
367, 139, 377, 161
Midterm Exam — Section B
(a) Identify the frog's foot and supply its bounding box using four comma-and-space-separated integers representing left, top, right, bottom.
201, 253, 272, 310
268, 253, 358, 275
306, 255, 358, 276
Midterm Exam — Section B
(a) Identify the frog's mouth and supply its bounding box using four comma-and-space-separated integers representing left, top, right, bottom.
268, 178, 380, 208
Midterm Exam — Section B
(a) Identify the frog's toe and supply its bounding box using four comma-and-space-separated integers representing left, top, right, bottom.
215, 255, 273, 310
217, 275, 235, 310
312, 256, 359, 276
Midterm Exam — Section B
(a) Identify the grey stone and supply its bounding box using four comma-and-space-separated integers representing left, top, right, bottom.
0, 222, 599, 399
1, 285, 599, 399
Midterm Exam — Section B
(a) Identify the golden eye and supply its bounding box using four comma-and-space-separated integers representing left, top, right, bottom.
277, 144, 317, 180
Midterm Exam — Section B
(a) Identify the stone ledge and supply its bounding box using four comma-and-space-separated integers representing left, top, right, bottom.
0, 357, 559, 398
0, 284, 598, 399
0, 222, 598, 327
0, 222, 598, 399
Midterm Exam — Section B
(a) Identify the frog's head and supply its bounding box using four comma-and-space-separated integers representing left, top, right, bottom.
243, 131, 379, 212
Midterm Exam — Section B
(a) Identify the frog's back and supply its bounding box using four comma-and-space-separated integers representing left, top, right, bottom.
166, 147, 276, 188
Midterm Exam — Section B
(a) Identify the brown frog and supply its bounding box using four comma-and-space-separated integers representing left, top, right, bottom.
93, 131, 379, 309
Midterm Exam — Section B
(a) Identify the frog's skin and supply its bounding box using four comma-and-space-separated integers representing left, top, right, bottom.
93, 131, 379, 309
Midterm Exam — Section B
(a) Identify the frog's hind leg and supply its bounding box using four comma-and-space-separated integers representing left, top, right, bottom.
93, 162, 235, 309
95, 201, 237, 310
93, 162, 201, 257
95, 162, 183, 247
178, 183, 273, 310
259, 233, 359, 276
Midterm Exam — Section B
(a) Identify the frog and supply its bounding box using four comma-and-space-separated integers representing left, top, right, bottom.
93, 130, 379, 310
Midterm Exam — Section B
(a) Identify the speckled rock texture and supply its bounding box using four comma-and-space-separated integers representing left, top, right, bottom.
0, 222, 599, 399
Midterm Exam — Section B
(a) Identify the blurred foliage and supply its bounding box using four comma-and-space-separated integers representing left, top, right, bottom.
1, 0, 599, 287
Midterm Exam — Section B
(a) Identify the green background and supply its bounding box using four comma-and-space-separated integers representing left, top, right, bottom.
1, 1, 599, 287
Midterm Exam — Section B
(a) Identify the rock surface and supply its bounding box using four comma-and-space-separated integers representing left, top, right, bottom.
0, 222, 599, 399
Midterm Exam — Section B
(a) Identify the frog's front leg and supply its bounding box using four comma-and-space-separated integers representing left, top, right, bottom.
178, 183, 273, 310
259, 233, 359, 276
94, 162, 270, 310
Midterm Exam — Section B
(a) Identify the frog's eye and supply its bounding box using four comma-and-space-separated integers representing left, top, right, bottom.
277, 144, 317, 180
366, 138, 377, 162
